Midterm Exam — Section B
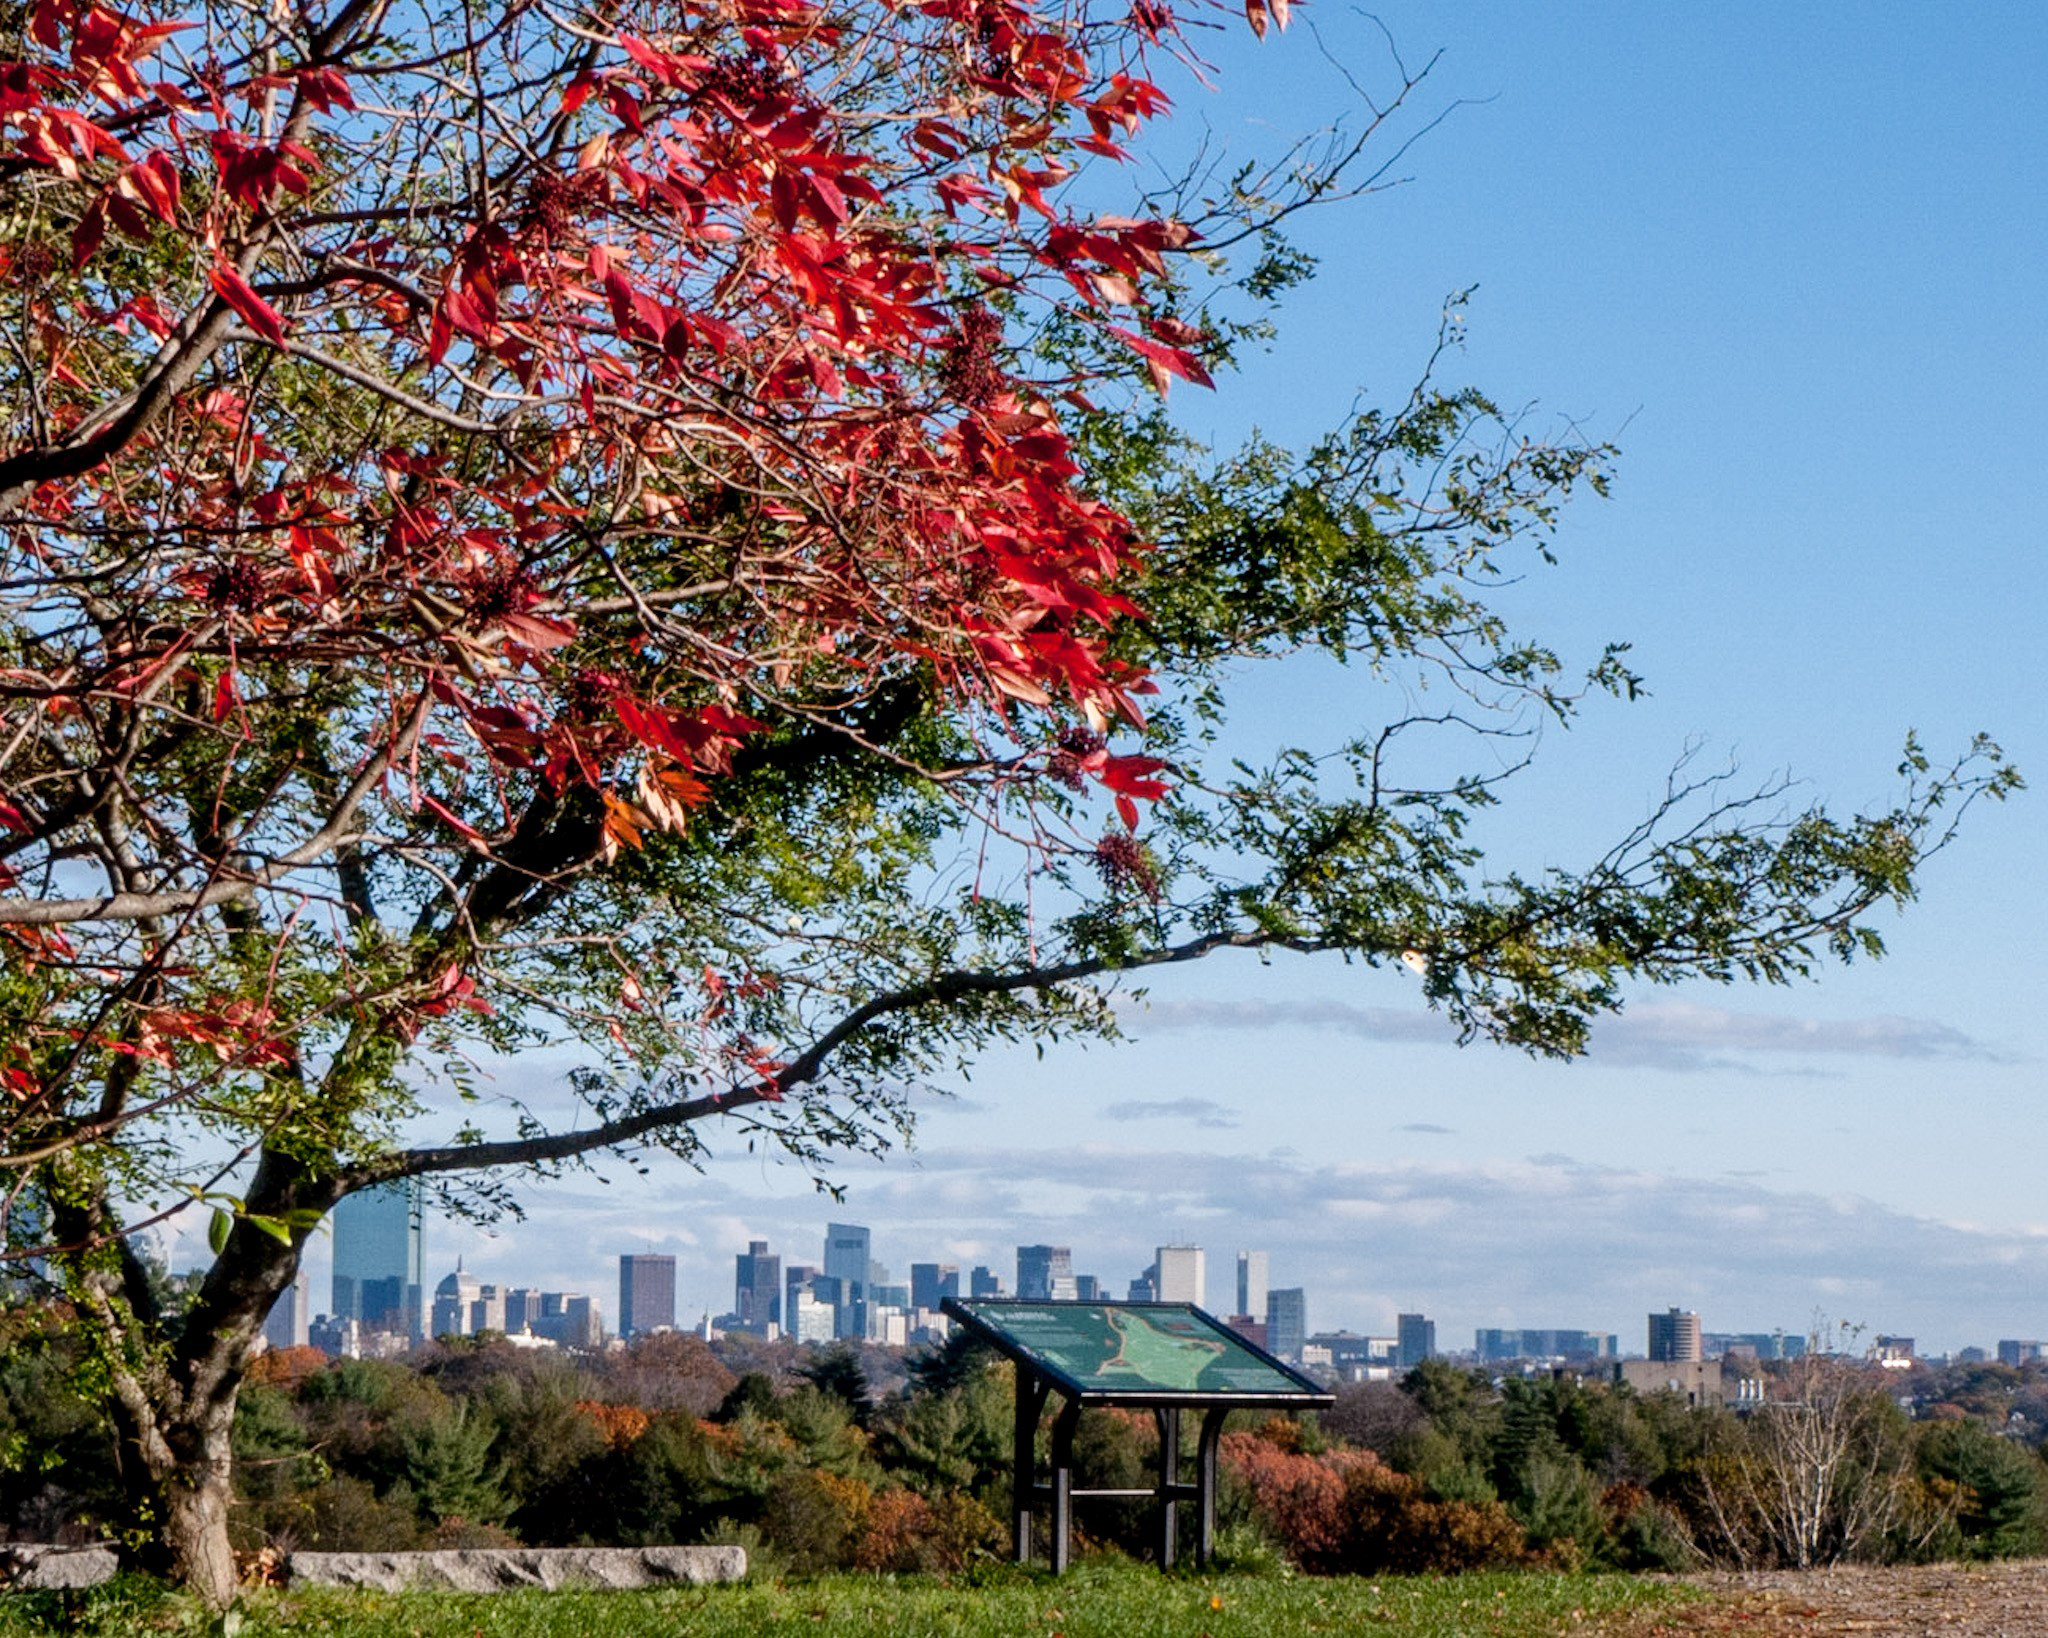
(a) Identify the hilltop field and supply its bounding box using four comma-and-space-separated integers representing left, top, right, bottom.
12, 1562, 2048, 1638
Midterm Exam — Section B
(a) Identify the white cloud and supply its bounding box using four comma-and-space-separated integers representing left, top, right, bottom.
1116, 995, 2011, 1073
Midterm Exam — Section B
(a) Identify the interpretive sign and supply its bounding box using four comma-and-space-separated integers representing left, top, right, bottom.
941, 1299, 1331, 1574
944, 1299, 1323, 1403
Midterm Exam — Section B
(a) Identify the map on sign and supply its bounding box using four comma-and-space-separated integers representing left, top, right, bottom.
946, 1301, 1320, 1399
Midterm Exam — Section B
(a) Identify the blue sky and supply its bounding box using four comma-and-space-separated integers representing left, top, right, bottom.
212, 5, 2045, 1357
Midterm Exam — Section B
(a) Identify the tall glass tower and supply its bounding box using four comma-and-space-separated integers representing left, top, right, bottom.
331, 1180, 425, 1342
823, 1222, 870, 1341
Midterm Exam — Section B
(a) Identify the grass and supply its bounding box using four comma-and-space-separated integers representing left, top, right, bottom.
0, 1562, 1704, 1638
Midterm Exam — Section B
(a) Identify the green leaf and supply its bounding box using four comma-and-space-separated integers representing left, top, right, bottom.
207, 1208, 231, 1256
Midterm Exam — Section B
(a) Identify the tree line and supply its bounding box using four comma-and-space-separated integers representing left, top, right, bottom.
4, 1304, 2045, 1580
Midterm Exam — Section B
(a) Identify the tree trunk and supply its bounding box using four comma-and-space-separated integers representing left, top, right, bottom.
161, 1446, 239, 1611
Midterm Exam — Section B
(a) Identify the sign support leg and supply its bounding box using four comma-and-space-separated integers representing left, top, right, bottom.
1013, 1376, 1049, 1564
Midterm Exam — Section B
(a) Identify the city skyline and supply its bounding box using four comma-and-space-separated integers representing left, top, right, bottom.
277, 1206, 2048, 1371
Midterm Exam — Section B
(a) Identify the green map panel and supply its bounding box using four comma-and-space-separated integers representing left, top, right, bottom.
949, 1301, 1318, 1398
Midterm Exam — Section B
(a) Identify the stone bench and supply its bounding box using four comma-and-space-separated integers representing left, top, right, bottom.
288, 1544, 747, 1593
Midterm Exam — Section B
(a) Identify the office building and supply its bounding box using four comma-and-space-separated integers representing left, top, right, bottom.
1017, 1244, 1073, 1301
505, 1288, 541, 1334
1649, 1308, 1703, 1364
1154, 1244, 1205, 1308
1236, 1251, 1268, 1323
970, 1265, 1003, 1298
619, 1254, 677, 1338
1476, 1328, 1617, 1364
1998, 1340, 2044, 1367
262, 1270, 310, 1351
785, 1263, 820, 1322
911, 1263, 959, 1312
735, 1241, 781, 1335
331, 1179, 425, 1341
824, 1223, 870, 1339
430, 1260, 481, 1339
1074, 1274, 1101, 1302
1396, 1313, 1435, 1369
1267, 1287, 1307, 1361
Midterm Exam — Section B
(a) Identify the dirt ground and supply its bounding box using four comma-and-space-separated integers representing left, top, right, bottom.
1628, 1562, 2048, 1637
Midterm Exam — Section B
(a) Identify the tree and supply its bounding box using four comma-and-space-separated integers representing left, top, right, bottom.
0, 0, 2017, 1604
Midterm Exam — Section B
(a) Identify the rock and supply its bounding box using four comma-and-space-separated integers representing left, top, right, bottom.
0, 1544, 120, 1591
288, 1544, 747, 1593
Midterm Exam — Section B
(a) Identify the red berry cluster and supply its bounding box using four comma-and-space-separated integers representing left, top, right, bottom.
203, 558, 267, 612
940, 305, 1006, 407
1047, 725, 1105, 790
1094, 830, 1159, 900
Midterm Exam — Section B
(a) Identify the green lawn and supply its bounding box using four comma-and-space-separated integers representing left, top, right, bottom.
1, 1564, 1701, 1638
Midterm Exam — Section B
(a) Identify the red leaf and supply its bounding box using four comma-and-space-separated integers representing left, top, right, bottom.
1116, 794, 1140, 831
209, 262, 288, 346
71, 195, 108, 270
419, 794, 488, 848
1244, 0, 1267, 38
213, 670, 240, 723
1106, 324, 1213, 392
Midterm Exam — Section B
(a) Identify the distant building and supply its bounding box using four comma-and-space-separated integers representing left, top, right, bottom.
620, 1254, 677, 1338
1617, 1357, 1724, 1408
1875, 1335, 1916, 1368
1648, 1308, 1703, 1364
1016, 1245, 1073, 1301
1997, 1340, 2044, 1367
790, 1288, 835, 1344
1396, 1313, 1435, 1369
910, 1262, 959, 1312
1227, 1316, 1270, 1350
533, 1291, 602, 1348
1236, 1251, 1269, 1324
970, 1265, 1003, 1298
1476, 1328, 1617, 1364
331, 1180, 425, 1342
1267, 1287, 1307, 1361
1155, 1245, 1206, 1308
734, 1241, 780, 1335
824, 1223, 870, 1340
262, 1271, 310, 1351
784, 1264, 820, 1322
469, 1283, 506, 1335
1127, 1275, 1156, 1302
430, 1260, 481, 1339
1703, 1331, 1804, 1362
1073, 1274, 1101, 1302
505, 1288, 542, 1334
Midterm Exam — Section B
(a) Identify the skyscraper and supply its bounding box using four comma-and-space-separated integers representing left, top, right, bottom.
1154, 1244, 1205, 1308
1648, 1308, 1703, 1363
262, 1270, 310, 1351
1235, 1250, 1268, 1320
735, 1240, 781, 1334
970, 1265, 1002, 1298
824, 1222, 870, 1340
1396, 1312, 1435, 1369
619, 1253, 677, 1337
1266, 1287, 1306, 1361
331, 1179, 425, 1341
910, 1262, 959, 1311
1016, 1244, 1072, 1301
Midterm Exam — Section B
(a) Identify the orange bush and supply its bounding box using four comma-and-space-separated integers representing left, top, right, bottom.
246, 1345, 328, 1389
1222, 1430, 1528, 1575
854, 1487, 933, 1571
573, 1400, 651, 1451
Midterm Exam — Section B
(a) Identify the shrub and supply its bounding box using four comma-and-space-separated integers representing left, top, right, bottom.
1337, 1456, 1529, 1575
761, 1468, 872, 1575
